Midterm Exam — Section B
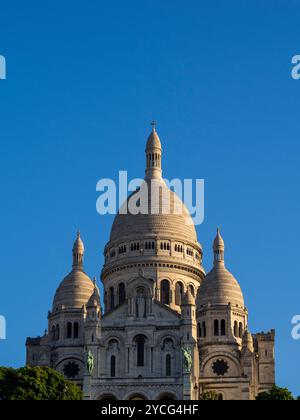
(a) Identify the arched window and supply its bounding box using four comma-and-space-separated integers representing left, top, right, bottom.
198, 323, 202, 338
111, 355, 116, 377
175, 282, 184, 306
214, 320, 219, 336
109, 287, 115, 311
189, 285, 195, 297
135, 335, 146, 367
218, 393, 224, 401
221, 320, 226, 336
73, 322, 79, 339
202, 322, 207, 338
234, 321, 238, 337
161, 280, 171, 305
56, 325, 60, 340
118, 283, 126, 305
166, 354, 171, 377
239, 322, 243, 338
52, 325, 56, 341
67, 322, 72, 339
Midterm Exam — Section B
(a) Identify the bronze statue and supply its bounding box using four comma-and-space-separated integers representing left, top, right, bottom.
87, 350, 94, 375
182, 346, 193, 373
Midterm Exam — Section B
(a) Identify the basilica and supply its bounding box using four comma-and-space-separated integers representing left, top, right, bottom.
26, 126, 275, 400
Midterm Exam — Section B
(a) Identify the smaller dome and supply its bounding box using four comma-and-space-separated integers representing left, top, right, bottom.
198, 231, 244, 308
146, 127, 161, 150
52, 232, 94, 310
198, 265, 244, 308
182, 289, 195, 305
53, 269, 94, 310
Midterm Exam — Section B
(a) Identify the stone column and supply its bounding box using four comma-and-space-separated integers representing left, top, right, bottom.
83, 374, 91, 400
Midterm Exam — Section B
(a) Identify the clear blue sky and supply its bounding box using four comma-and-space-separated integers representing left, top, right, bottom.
0, 0, 300, 395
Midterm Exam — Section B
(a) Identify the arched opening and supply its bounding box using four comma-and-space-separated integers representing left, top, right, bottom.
67, 322, 72, 339
202, 322, 207, 338
110, 355, 116, 377
73, 322, 79, 339
218, 393, 224, 401
214, 320, 219, 336
99, 394, 117, 401
109, 287, 115, 311
220, 320, 226, 336
175, 282, 184, 306
239, 322, 243, 338
234, 321, 238, 337
129, 394, 147, 400
198, 323, 202, 338
189, 284, 195, 297
157, 393, 177, 401
161, 280, 170, 305
118, 283, 126, 305
135, 335, 146, 367
166, 354, 171, 377
56, 325, 60, 340
51, 325, 56, 341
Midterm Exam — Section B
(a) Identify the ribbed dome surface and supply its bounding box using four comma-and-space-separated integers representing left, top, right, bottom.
146, 128, 162, 150
198, 265, 244, 308
110, 179, 198, 243
53, 269, 94, 310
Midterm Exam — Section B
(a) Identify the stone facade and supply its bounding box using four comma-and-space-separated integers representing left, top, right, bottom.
26, 126, 275, 400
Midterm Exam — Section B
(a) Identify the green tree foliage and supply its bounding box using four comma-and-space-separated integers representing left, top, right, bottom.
0, 366, 82, 400
199, 391, 221, 400
256, 386, 295, 401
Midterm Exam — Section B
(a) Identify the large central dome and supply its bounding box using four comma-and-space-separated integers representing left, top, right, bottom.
109, 127, 198, 244
110, 178, 198, 243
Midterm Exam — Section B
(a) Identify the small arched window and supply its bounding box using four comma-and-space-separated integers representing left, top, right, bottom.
202, 322, 207, 338
166, 354, 171, 377
52, 325, 56, 341
136, 335, 146, 367
118, 283, 126, 305
234, 321, 238, 337
189, 285, 195, 297
239, 322, 243, 338
111, 355, 116, 377
198, 323, 202, 338
109, 287, 115, 311
67, 322, 72, 339
221, 320, 226, 336
73, 322, 79, 339
175, 282, 184, 306
161, 280, 171, 305
56, 325, 60, 340
214, 320, 219, 336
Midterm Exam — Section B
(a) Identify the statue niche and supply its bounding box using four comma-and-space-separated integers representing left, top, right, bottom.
135, 287, 147, 318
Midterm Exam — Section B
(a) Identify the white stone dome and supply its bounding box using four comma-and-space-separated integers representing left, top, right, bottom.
198, 264, 244, 308
52, 232, 94, 310
53, 269, 94, 310
198, 230, 244, 308
110, 178, 198, 243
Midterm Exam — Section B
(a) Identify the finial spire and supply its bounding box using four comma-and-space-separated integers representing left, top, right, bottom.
213, 227, 225, 266
145, 123, 162, 180
72, 230, 85, 270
